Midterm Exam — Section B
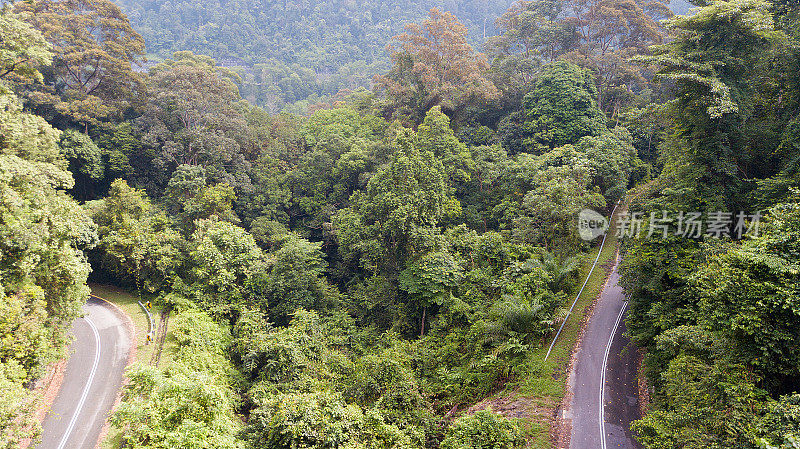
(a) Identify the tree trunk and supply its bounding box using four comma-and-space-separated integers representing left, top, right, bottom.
420, 306, 426, 337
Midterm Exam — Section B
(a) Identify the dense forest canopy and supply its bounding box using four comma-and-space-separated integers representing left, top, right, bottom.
1, 0, 800, 447
112, 0, 693, 112
114, 0, 517, 111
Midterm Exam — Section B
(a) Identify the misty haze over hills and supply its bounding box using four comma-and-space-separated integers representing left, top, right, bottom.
116, 0, 516, 110
4, 1, 800, 448
117, 0, 695, 111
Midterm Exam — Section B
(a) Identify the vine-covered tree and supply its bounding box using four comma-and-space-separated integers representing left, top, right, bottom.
641, 0, 785, 211
523, 60, 607, 152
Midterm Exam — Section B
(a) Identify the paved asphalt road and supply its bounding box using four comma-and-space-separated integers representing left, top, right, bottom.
569, 258, 642, 449
35, 298, 131, 449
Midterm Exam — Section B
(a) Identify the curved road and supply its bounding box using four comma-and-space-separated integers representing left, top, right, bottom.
35, 298, 131, 449
567, 257, 642, 449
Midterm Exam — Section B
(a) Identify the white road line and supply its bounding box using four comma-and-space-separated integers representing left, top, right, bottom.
544, 200, 620, 361
56, 310, 101, 449
599, 300, 628, 449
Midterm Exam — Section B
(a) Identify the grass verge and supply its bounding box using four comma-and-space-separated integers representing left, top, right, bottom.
88, 284, 161, 365
500, 206, 624, 448
89, 284, 175, 449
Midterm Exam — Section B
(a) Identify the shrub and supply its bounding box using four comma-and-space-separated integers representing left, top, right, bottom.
440, 410, 523, 449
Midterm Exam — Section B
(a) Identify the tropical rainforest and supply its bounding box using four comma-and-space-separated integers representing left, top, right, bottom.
0, 0, 798, 448
114, 0, 517, 112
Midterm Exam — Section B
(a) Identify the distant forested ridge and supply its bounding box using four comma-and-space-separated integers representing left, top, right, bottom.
116, 0, 515, 110
4, 0, 800, 448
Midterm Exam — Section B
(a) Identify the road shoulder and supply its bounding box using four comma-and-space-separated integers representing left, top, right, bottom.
87, 291, 137, 449
555, 248, 619, 449
561, 250, 643, 449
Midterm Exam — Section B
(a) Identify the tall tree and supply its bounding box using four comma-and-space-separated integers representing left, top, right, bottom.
264, 236, 340, 325
490, 0, 669, 116
15, 0, 145, 129
511, 145, 606, 254
522, 60, 607, 152
694, 198, 800, 393
187, 219, 268, 318
563, 0, 669, 112
285, 106, 389, 240
0, 10, 52, 83
335, 119, 460, 279
136, 52, 253, 189
492, 0, 577, 66
88, 179, 183, 294
487, 0, 578, 100
641, 0, 785, 212
375, 8, 499, 125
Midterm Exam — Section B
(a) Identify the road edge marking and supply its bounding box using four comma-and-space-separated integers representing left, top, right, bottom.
545, 200, 621, 361
55, 311, 101, 449
599, 300, 628, 449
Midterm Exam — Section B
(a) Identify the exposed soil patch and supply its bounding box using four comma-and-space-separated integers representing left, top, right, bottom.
636, 349, 651, 418
468, 391, 557, 422
21, 356, 68, 448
